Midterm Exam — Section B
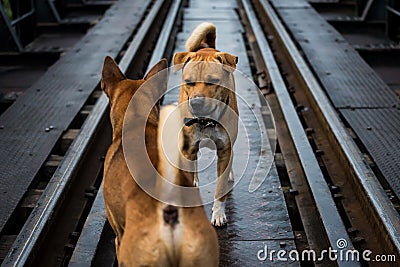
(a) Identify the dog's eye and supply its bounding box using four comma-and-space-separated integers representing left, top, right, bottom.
185, 79, 195, 86
206, 78, 220, 85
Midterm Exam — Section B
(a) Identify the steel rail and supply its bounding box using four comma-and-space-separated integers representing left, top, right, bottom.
255, 0, 400, 257
241, 0, 360, 266
146, 0, 182, 73
2, 92, 110, 267
1, 0, 172, 266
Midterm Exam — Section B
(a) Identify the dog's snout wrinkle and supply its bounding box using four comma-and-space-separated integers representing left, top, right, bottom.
163, 205, 179, 226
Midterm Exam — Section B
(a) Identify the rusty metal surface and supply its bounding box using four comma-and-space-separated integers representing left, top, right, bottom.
341, 108, 400, 198
0, 0, 151, 235
270, 0, 399, 109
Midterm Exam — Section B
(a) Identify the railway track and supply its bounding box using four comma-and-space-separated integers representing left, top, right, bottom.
241, 0, 400, 265
1, 0, 399, 266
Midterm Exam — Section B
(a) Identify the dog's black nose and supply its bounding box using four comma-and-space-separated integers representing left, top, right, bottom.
189, 96, 206, 115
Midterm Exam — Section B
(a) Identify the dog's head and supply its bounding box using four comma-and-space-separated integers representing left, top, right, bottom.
173, 49, 238, 118
101, 56, 168, 130
101, 57, 168, 168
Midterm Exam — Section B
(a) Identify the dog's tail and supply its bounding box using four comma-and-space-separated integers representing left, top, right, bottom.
157, 105, 183, 225
157, 105, 182, 189
186, 22, 216, 52
157, 105, 183, 264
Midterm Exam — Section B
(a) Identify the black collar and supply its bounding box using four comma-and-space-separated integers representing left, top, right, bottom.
183, 117, 218, 128
184, 96, 230, 129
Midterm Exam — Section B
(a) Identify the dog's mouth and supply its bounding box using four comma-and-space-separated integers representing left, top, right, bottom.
185, 96, 229, 128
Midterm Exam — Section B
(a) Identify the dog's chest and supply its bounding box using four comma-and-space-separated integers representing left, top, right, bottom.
193, 126, 228, 149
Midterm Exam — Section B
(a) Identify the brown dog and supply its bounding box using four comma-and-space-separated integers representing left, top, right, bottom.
101, 56, 218, 266
173, 22, 239, 226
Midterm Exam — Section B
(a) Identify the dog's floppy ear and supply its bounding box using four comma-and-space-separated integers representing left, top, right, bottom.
216, 52, 238, 71
101, 56, 126, 97
173, 52, 195, 72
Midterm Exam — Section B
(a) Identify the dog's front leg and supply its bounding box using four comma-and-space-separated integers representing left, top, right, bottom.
181, 145, 199, 186
211, 147, 232, 226
188, 153, 199, 187
228, 151, 234, 182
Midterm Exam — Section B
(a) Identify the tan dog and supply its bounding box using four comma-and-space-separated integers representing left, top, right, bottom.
101, 56, 218, 266
173, 22, 239, 226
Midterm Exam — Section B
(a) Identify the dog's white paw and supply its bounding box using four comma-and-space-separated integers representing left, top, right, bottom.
211, 211, 226, 227
211, 200, 227, 227
228, 170, 234, 182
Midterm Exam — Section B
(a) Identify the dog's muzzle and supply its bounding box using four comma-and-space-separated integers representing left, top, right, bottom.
185, 96, 229, 128
189, 96, 208, 117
